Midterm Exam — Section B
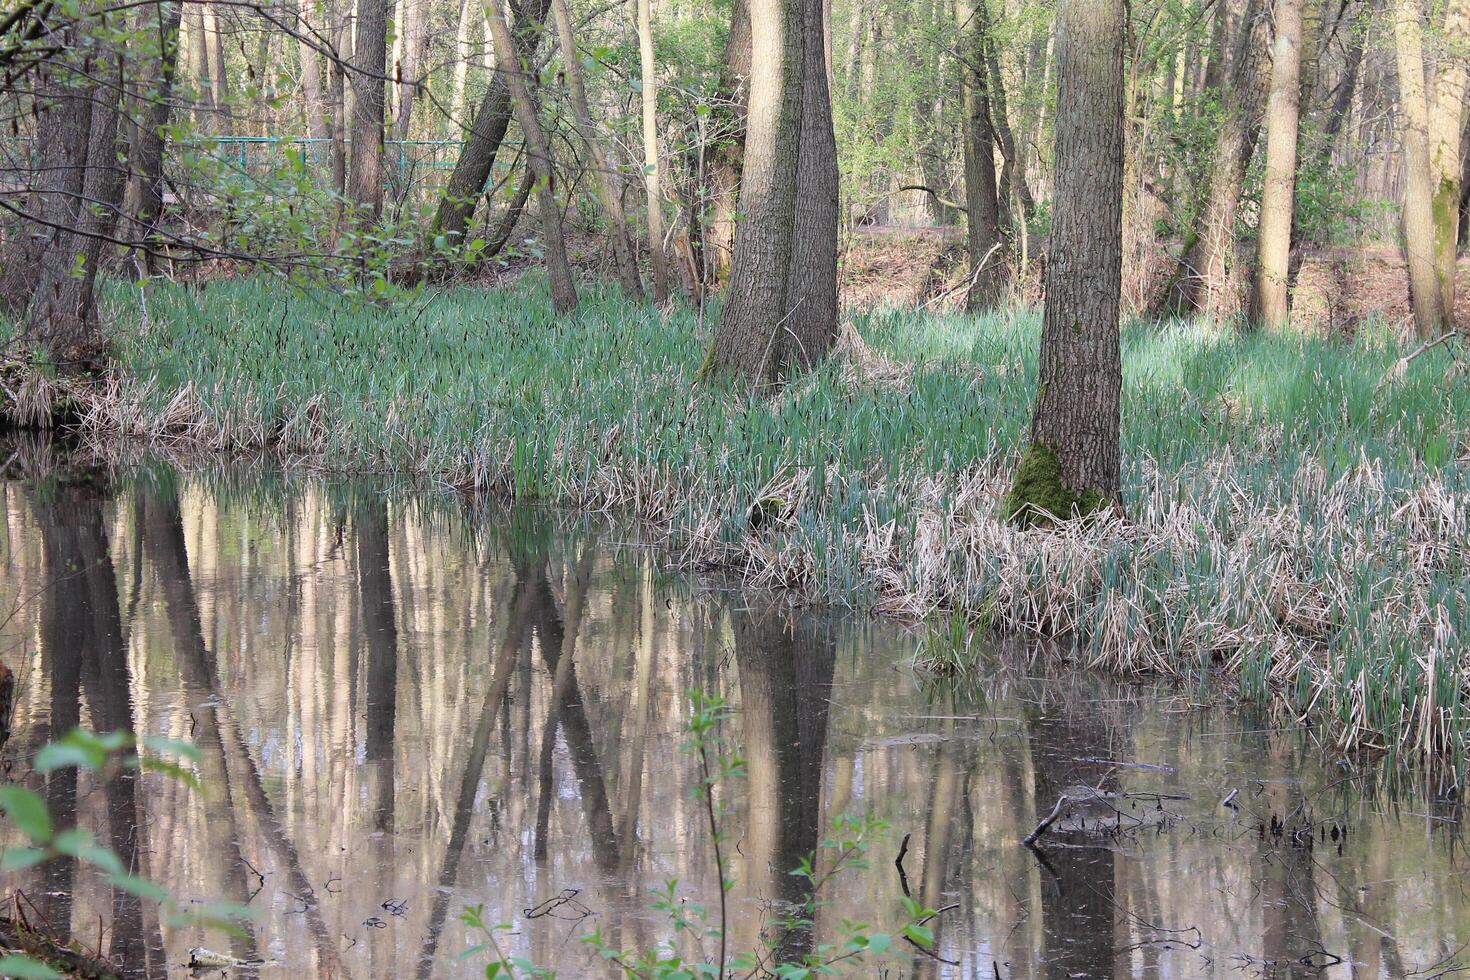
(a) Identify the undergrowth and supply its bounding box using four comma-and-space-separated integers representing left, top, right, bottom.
10, 277, 1470, 768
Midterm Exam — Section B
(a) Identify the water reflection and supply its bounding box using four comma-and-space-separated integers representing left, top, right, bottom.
1, 457, 1468, 978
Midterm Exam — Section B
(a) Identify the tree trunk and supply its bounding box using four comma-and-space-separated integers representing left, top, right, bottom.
297, 0, 332, 151
187, 3, 214, 132
1429, 0, 1469, 329
783, 0, 839, 367
1006, 0, 1124, 525
1255, 0, 1304, 329
484, 0, 578, 312
452, 0, 475, 120
958, 0, 1005, 311
636, 0, 671, 302
702, 0, 805, 383
707, 0, 751, 283
348, 0, 392, 222
1312, 1, 1364, 167
1165, 0, 1270, 318
551, 0, 643, 298
1393, 0, 1445, 338
983, 10, 1034, 230
430, 0, 553, 246
356, 499, 399, 834
328, 0, 348, 193
392, 0, 427, 140
132, 0, 185, 274
203, 2, 230, 123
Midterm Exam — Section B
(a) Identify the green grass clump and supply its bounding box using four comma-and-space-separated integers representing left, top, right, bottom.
74, 276, 1470, 764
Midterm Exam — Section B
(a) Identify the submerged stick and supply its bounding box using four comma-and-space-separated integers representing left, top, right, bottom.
1022, 793, 1074, 846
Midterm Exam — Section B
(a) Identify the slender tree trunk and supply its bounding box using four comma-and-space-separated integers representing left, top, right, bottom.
188, 3, 214, 132
1006, 0, 1124, 525
348, 0, 392, 221
297, 0, 332, 152
708, 0, 751, 282
452, 0, 475, 120
1255, 0, 1304, 329
1313, 2, 1364, 167
958, 0, 1004, 311
484, 0, 578, 312
551, 0, 643, 298
203, 2, 230, 122
784, 0, 839, 367
392, 0, 426, 140
702, 0, 805, 382
635, 0, 670, 302
328, 0, 348, 193
983, 9, 1034, 227
430, 0, 553, 245
132, 0, 184, 274
356, 499, 398, 834
1429, 0, 1469, 329
1393, 0, 1445, 337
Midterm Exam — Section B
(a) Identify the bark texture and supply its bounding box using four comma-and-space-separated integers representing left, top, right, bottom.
636, 0, 671, 302
1007, 0, 1124, 525
958, 0, 1005, 311
783, 0, 839, 368
1393, 0, 1445, 337
484, 0, 578, 312
703, 0, 805, 382
132, 0, 185, 274
348, 0, 392, 221
1255, 0, 1304, 329
430, 0, 552, 245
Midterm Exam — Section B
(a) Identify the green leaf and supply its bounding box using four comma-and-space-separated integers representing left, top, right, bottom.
0, 955, 63, 979
108, 873, 169, 903
902, 923, 934, 949
142, 736, 202, 762
53, 829, 125, 875
0, 847, 47, 871
0, 786, 53, 843
33, 743, 96, 772
867, 933, 891, 954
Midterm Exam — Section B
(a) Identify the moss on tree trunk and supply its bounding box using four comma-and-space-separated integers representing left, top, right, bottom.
1004, 444, 1110, 528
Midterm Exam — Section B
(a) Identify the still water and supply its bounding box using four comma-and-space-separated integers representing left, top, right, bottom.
0, 451, 1466, 978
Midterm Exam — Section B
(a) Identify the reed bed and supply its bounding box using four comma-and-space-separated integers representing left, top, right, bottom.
7, 278, 1468, 765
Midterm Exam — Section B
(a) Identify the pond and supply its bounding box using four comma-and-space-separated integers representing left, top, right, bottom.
0, 444, 1465, 978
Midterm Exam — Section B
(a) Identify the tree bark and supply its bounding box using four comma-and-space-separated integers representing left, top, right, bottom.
1393, 0, 1445, 338
484, 0, 578, 312
348, 0, 392, 221
707, 0, 751, 283
702, 0, 805, 383
203, 1, 230, 122
297, 0, 331, 154
1006, 0, 1124, 525
1429, 0, 1469, 330
1255, 0, 1304, 329
783, 0, 839, 367
430, 0, 553, 246
452, 0, 475, 120
131, 0, 184, 274
187, 2, 214, 132
392, 0, 427, 140
551, 0, 643, 298
958, 0, 1005, 311
636, 0, 670, 302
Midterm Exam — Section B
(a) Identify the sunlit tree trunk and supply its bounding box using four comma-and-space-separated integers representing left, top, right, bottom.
203, 2, 230, 121
1006, 0, 1124, 524
431, 0, 552, 246
484, 0, 579, 312
635, 0, 671, 302
552, 0, 643, 298
784, 0, 839, 367
392, 0, 427, 140
348, 0, 392, 221
187, 3, 214, 132
708, 0, 751, 283
328, 0, 349, 193
452, 0, 475, 120
1255, 0, 1304, 329
1429, 0, 1469, 329
957, 0, 1005, 312
296, 0, 332, 153
1393, 0, 1445, 338
703, 0, 805, 382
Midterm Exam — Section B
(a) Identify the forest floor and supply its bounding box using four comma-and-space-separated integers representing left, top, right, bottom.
2, 270, 1468, 771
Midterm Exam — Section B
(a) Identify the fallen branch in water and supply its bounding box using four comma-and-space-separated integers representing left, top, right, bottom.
1022, 792, 1075, 846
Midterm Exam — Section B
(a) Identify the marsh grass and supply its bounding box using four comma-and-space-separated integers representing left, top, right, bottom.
9, 277, 1469, 767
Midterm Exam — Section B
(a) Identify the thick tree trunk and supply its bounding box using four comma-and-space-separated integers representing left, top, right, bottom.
1429, 0, 1469, 329
783, 0, 839, 367
958, 0, 1005, 312
430, 0, 553, 246
702, 0, 805, 382
1006, 0, 1124, 525
348, 0, 392, 221
1255, 0, 1304, 329
1393, 0, 1445, 338
484, 0, 578, 312
133, 0, 185, 274
636, 0, 671, 302
551, 0, 643, 298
